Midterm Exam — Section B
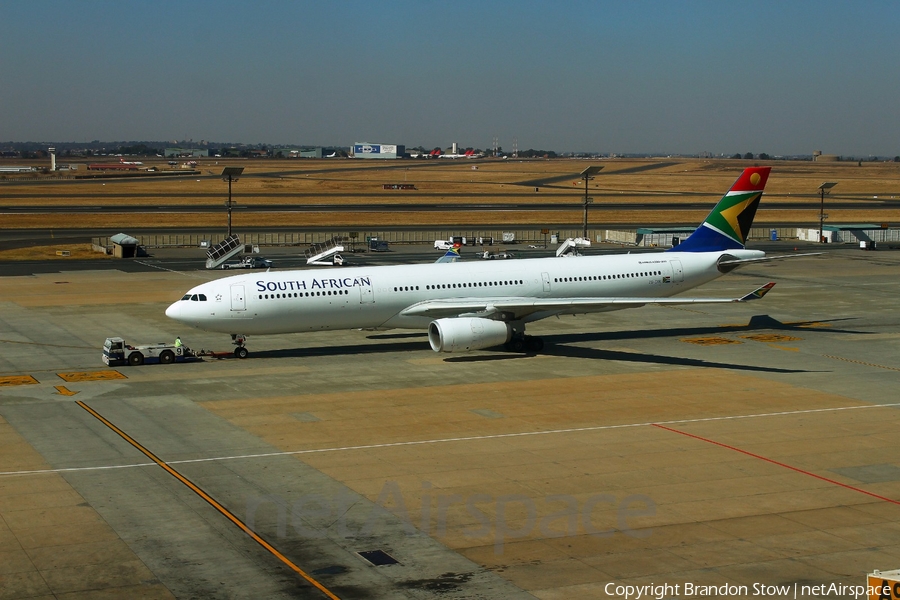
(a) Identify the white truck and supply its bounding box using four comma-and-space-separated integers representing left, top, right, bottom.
103, 337, 199, 366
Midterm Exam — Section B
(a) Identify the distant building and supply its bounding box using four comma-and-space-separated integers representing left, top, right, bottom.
164, 148, 208, 158
812, 150, 839, 162
351, 143, 405, 159
275, 147, 322, 158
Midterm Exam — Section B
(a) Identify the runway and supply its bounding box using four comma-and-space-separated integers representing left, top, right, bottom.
1, 244, 899, 598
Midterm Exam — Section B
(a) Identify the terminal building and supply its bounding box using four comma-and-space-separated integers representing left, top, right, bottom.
164, 148, 208, 158
351, 143, 405, 159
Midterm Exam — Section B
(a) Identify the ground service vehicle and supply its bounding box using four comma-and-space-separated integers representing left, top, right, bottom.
222, 256, 273, 269
102, 337, 199, 366
368, 238, 389, 252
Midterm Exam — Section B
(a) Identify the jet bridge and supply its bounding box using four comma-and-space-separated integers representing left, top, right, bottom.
305, 237, 346, 266
205, 234, 243, 269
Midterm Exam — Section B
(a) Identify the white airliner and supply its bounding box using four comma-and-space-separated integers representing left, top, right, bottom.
167, 167, 789, 357
439, 149, 482, 159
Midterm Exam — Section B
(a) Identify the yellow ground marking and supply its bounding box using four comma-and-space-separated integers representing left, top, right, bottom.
740, 333, 802, 343
768, 345, 799, 351
57, 370, 127, 382
54, 385, 79, 396
0, 375, 39, 387
75, 401, 340, 600
824, 355, 900, 372
681, 337, 742, 346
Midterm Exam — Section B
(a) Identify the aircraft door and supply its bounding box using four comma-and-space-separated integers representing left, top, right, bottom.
359, 280, 375, 304
669, 259, 684, 283
230, 284, 246, 311
541, 272, 551, 292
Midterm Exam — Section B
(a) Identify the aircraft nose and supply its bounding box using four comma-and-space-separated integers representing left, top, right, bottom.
165, 301, 181, 320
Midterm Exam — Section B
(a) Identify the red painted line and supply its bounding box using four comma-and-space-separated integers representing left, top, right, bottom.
652, 423, 900, 506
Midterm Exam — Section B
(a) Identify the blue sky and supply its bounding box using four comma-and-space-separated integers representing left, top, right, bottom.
3, 1, 899, 155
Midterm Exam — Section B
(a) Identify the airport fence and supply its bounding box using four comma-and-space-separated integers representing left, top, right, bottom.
93, 228, 601, 250
608, 227, 801, 247
91, 225, 899, 253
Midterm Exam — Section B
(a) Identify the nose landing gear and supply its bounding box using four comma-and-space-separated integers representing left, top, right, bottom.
231, 334, 249, 358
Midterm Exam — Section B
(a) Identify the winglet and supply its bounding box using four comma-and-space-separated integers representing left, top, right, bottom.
435, 245, 461, 264
738, 282, 776, 301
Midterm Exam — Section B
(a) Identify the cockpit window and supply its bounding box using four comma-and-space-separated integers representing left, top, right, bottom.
198, 294, 207, 301
181, 294, 191, 301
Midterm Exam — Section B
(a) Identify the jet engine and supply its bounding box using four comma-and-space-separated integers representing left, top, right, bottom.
428, 317, 512, 353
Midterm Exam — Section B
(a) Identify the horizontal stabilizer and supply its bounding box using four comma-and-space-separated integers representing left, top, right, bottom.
718, 252, 821, 268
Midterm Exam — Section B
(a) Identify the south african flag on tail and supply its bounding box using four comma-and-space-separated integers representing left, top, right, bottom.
668, 167, 771, 253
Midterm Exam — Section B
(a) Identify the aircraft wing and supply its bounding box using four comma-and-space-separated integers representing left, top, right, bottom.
400, 283, 776, 321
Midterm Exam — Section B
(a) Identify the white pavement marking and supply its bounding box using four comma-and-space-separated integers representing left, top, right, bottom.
134, 260, 207, 278
2, 401, 899, 478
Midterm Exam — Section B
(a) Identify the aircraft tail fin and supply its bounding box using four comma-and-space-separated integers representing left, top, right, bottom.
668, 167, 771, 253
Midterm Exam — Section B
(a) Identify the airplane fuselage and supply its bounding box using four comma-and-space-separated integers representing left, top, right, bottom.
166, 250, 762, 336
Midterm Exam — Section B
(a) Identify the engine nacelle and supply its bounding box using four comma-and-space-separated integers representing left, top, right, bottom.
428, 317, 512, 353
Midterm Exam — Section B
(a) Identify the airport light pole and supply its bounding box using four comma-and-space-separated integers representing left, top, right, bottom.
580, 166, 603, 239
817, 181, 837, 243
221, 167, 244, 237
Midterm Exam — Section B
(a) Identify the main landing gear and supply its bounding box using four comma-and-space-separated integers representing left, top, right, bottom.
231, 334, 249, 359
504, 335, 544, 353
501, 321, 544, 353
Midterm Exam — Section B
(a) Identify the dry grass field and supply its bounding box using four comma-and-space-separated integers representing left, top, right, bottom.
0, 243, 110, 261
1, 158, 899, 229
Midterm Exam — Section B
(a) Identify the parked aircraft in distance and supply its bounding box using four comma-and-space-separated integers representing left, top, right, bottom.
439, 149, 482, 159
168, 167, 798, 357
